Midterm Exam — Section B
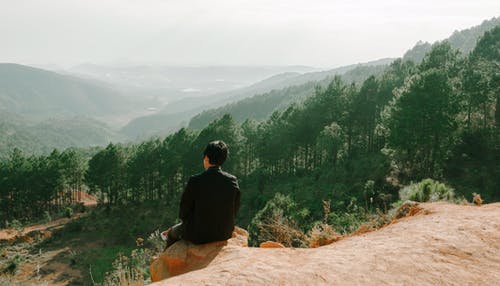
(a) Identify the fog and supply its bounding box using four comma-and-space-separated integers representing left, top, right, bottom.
1, 0, 499, 68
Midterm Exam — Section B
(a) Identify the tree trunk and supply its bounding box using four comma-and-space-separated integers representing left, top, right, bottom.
495, 93, 499, 130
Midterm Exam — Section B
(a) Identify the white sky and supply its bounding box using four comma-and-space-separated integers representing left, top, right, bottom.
1, 0, 499, 68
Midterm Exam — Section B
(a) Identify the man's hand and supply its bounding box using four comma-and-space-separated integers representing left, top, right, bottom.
161, 229, 170, 241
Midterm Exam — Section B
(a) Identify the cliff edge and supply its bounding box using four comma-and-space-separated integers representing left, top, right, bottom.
151, 202, 500, 285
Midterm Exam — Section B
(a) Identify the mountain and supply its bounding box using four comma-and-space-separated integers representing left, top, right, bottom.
0, 64, 147, 156
0, 112, 122, 158
188, 64, 388, 129
403, 17, 500, 62
121, 59, 393, 138
130, 17, 500, 136
0, 63, 134, 123
68, 64, 318, 110
189, 18, 500, 130
120, 111, 192, 140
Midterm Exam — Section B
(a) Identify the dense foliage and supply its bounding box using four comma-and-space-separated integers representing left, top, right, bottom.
0, 148, 87, 222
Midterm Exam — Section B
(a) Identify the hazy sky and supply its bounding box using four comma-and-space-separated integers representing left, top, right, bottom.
1, 0, 499, 68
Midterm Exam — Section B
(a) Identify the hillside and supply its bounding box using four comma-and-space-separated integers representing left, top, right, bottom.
188, 64, 387, 129
0, 63, 142, 155
403, 17, 500, 62
0, 112, 122, 158
122, 59, 391, 138
152, 202, 500, 285
126, 17, 500, 137
0, 63, 133, 122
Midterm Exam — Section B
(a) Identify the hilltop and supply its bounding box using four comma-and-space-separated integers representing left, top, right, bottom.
152, 202, 500, 285
0, 63, 132, 121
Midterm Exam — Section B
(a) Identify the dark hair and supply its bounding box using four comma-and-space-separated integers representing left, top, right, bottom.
203, 140, 228, 166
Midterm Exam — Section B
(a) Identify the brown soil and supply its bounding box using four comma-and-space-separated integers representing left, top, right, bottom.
152, 202, 500, 286
13, 247, 81, 286
0, 192, 97, 242
0, 215, 82, 242
0, 192, 98, 285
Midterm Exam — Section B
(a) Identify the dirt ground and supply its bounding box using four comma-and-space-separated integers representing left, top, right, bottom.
0, 193, 98, 286
0, 192, 96, 242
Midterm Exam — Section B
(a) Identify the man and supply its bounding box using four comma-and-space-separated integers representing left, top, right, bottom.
163, 140, 241, 249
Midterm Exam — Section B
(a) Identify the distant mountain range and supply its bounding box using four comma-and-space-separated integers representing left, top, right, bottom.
0, 63, 135, 122
188, 64, 388, 130
186, 17, 500, 131
68, 64, 318, 100
0, 64, 133, 157
0, 17, 498, 154
126, 18, 500, 135
122, 58, 394, 138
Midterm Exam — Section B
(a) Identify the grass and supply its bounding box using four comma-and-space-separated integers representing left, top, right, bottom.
0, 243, 32, 285
41, 201, 176, 284
85, 246, 135, 283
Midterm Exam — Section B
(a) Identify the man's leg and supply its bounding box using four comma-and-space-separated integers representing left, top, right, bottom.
165, 222, 184, 250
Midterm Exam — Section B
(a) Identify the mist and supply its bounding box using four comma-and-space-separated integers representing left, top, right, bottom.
1, 0, 499, 68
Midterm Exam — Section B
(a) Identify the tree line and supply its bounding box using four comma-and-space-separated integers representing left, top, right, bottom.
1, 26, 498, 227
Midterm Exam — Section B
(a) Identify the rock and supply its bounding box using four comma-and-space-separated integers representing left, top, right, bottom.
150, 202, 500, 286
259, 241, 285, 248
38, 230, 52, 240
472, 193, 482, 206
150, 226, 248, 282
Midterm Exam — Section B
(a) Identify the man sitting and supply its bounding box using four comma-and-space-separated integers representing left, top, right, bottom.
163, 140, 241, 249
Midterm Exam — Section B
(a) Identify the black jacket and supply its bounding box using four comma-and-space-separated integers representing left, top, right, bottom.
179, 166, 240, 244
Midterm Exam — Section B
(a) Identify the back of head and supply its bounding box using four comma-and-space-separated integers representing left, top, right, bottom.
203, 140, 228, 166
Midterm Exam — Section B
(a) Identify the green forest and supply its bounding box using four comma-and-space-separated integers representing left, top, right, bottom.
2, 24, 499, 224
0, 24, 499, 283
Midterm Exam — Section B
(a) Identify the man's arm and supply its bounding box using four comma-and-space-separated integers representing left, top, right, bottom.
233, 178, 241, 217
179, 176, 196, 221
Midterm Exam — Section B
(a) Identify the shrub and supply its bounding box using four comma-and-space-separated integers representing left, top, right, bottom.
399, 179, 454, 202
248, 193, 309, 247
86, 246, 134, 284
147, 230, 164, 255
99, 253, 145, 286
328, 211, 367, 234
8, 219, 22, 231
308, 223, 341, 248
2, 254, 25, 275
43, 211, 52, 223
308, 200, 342, 247
73, 202, 86, 213
255, 211, 309, 247
96, 227, 166, 286
65, 207, 74, 218
64, 219, 83, 233
472, 193, 483, 206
